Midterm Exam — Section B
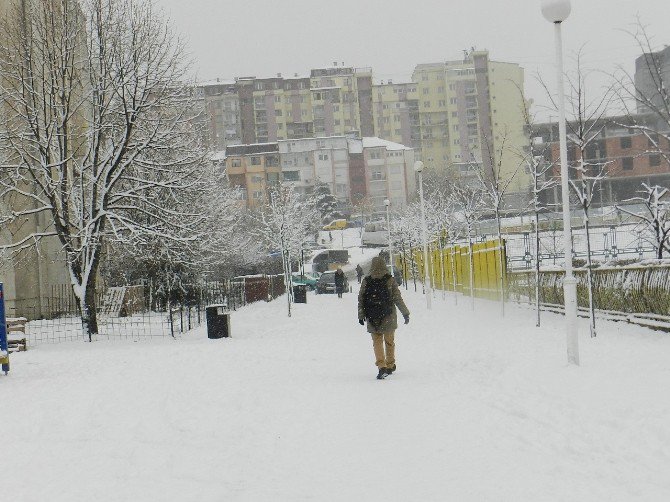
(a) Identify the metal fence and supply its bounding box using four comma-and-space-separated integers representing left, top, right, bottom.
507, 265, 670, 330
504, 224, 657, 270
6, 274, 286, 347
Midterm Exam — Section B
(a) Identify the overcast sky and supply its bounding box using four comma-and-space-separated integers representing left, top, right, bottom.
154, 0, 668, 120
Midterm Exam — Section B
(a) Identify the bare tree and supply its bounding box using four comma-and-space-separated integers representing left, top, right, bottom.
0, 0, 204, 339
449, 181, 485, 310
516, 91, 558, 327
475, 128, 523, 316
540, 49, 613, 337
618, 183, 670, 259
249, 182, 319, 317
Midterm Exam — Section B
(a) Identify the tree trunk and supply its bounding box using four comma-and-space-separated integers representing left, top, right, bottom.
468, 227, 475, 311
535, 210, 540, 328
584, 214, 596, 337
495, 210, 505, 317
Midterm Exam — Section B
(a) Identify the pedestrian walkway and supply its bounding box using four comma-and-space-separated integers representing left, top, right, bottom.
3, 283, 670, 500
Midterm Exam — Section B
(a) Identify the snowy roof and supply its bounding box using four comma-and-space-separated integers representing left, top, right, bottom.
311, 86, 340, 91
361, 137, 412, 151
198, 78, 237, 87
225, 142, 279, 156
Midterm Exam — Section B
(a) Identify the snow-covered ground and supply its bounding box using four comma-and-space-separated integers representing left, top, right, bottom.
3, 284, 670, 501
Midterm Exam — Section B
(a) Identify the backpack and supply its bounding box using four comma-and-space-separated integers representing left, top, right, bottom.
363, 275, 393, 328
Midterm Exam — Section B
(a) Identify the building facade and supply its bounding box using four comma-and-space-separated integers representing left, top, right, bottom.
634, 45, 670, 115
533, 114, 670, 206
220, 136, 415, 215
410, 51, 529, 203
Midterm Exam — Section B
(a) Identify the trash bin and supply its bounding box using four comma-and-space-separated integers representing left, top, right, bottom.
206, 304, 230, 339
293, 284, 307, 303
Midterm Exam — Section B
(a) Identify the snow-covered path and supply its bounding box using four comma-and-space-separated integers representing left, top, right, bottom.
3, 285, 670, 501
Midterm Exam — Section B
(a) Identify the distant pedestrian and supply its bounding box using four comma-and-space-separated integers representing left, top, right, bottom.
334, 268, 346, 298
358, 256, 410, 380
356, 264, 363, 284
329, 231, 333, 242
393, 266, 403, 287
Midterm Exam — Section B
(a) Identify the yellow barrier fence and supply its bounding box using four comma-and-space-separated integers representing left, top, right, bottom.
398, 238, 506, 300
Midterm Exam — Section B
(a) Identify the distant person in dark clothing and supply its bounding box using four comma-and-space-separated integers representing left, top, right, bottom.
334, 268, 346, 298
356, 264, 363, 283
393, 266, 403, 286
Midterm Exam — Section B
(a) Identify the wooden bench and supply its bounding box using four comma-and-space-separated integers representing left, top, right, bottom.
6, 317, 27, 352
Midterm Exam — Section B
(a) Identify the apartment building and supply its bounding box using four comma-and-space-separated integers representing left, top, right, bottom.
411, 51, 529, 204
634, 45, 670, 115
201, 52, 529, 205
221, 136, 415, 214
372, 81, 421, 155
0, 0, 72, 318
199, 64, 374, 149
309, 64, 374, 138
533, 114, 670, 206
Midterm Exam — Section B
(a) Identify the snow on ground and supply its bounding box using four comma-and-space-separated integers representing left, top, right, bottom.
3, 284, 670, 501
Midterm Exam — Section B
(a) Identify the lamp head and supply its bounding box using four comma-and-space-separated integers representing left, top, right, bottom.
384, 199, 390, 207
541, 0, 571, 23
413, 160, 424, 173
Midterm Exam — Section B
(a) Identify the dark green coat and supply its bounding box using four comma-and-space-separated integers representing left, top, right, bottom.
358, 258, 409, 334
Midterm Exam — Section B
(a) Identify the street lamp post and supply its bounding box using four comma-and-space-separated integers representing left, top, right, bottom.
414, 161, 432, 310
542, 0, 579, 365
384, 199, 393, 271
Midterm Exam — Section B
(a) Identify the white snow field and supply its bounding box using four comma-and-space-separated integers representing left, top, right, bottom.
3, 285, 670, 501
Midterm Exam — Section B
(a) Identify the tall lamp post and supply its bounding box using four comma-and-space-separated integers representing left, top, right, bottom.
414, 161, 432, 309
384, 199, 393, 271
542, 0, 579, 365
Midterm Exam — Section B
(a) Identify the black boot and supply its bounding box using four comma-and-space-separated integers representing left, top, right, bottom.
376, 368, 387, 380
386, 364, 396, 375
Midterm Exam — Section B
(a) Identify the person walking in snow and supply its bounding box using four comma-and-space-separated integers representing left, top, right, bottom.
356, 264, 363, 283
334, 268, 346, 298
358, 256, 410, 379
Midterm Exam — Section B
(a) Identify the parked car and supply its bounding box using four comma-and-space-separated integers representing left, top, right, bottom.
291, 272, 320, 290
322, 219, 348, 231
312, 249, 350, 273
315, 271, 349, 294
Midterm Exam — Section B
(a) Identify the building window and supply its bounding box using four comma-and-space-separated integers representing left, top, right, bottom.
318, 153, 329, 161
369, 150, 383, 159
283, 171, 300, 181
275, 109, 282, 116
622, 157, 634, 170
265, 155, 279, 167
251, 175, 263, 183
252, 191, 263, 199
250, 156, 261, 165
450, 98, 457, 104
649, 154, 661, 167
423, 101, 431, 108
423, 88, 429, 95
371, 170, 384, 180
438, 100, 446, 107
231, 158, 241, 167
274, 95, 281, 103
620, 137, 632, 149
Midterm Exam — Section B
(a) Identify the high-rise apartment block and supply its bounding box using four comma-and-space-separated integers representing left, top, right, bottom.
634, 45, 670, 115
201, 51, 530, 205
409, 51, 528, 198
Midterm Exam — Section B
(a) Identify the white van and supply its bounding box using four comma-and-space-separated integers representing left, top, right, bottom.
361, 221, 388, 247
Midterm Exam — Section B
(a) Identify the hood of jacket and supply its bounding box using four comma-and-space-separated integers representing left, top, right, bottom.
369, 256, 389, 279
